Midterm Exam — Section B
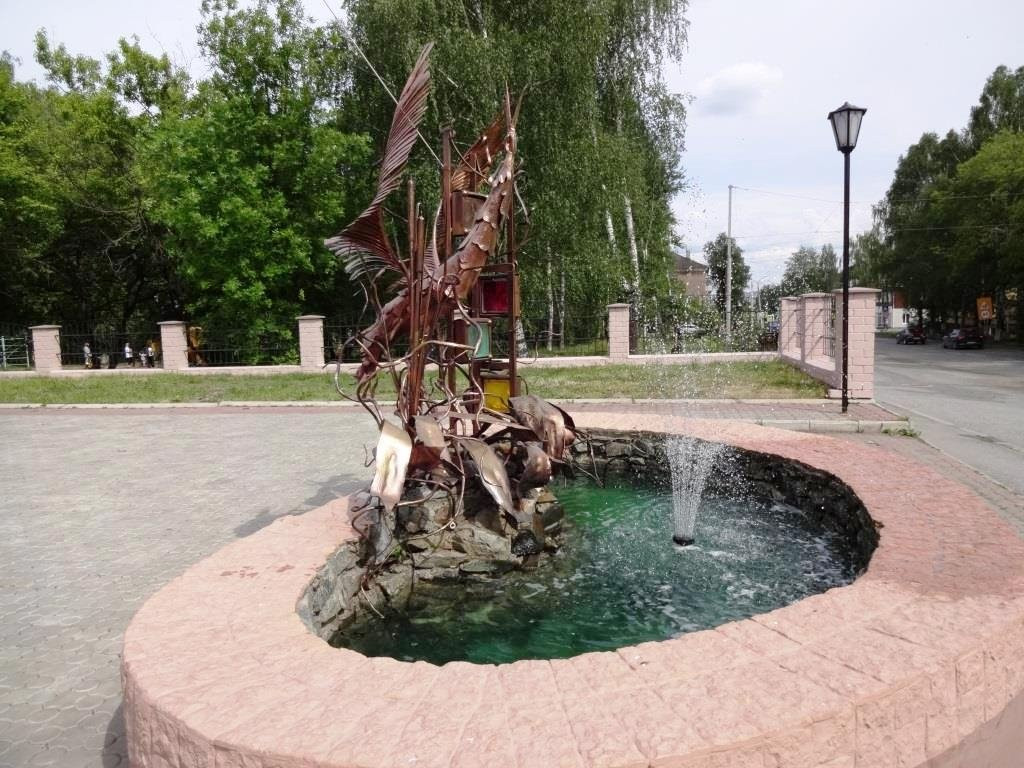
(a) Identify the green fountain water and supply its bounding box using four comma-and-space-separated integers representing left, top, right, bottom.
333, 477, 858, 665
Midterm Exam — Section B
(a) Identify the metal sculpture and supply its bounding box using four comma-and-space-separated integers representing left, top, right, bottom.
324, 44, 577, 569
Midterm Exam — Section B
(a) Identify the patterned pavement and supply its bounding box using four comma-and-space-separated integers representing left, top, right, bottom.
0, 410, 378, 767
0, 405, 1017, 767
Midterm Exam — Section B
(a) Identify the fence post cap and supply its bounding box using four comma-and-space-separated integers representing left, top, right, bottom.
296, 315, 326, 321
29, 324, 62, 330
780, 296, 799, 301
834, 287, 881, 294
606, 303, 631, 309
158, 320, 188, 327
798, 292, 832, 298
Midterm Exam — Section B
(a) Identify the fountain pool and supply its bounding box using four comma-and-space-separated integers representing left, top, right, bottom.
333, 475, 861, 665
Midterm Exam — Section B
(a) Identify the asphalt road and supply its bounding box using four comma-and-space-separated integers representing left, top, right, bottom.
874, 337, 1024, 494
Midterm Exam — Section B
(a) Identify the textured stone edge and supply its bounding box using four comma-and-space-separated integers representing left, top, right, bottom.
122, 416, 1024, 768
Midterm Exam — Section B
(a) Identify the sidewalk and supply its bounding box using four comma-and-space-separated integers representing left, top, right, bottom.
558, 398, 906, 432
0, 398, 908, 433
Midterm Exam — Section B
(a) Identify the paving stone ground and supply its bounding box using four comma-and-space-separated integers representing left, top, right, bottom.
0, 408, 1019, 767
0, 411, 378, 768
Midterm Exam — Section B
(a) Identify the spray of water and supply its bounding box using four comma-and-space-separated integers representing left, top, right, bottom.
667, 436, 724, 545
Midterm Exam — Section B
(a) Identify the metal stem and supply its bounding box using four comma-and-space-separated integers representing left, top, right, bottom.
842, 151, 851, 414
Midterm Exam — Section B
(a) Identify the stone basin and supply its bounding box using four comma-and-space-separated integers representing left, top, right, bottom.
122, 415, 1024, 767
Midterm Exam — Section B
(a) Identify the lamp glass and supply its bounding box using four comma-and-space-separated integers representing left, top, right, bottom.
847, 110, 864, 149
828, 102, 866, 152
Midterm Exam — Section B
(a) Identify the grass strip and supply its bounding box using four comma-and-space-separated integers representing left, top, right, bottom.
0, 361, 825, 404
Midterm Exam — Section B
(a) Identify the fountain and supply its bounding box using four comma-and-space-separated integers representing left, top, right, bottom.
667, 435, 724, 546
119, 40, 1024, 768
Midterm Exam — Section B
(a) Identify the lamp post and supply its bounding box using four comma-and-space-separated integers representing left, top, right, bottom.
827, 102, 866, 414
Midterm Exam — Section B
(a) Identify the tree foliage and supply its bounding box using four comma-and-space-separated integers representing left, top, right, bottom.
869, 65, 1024, 333
703, 232, 749, 311
2, 0, 689, 344
780, 244, 839, 297
0, 38, 184, 328
340, 0, 689, 329
142, 0, 373, 342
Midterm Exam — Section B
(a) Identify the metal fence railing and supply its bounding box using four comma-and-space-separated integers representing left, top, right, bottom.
189, 327, 298, 367
0, 324, 31, 370
324, 314, 610, 363
519, 315, 608, 358
323, 315, 383, 364
824, 296, 837, 358
58, 323, 162, 368
631, 310, 776, 355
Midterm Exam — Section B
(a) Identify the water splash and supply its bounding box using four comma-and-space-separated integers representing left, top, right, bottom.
667, 436, 724, 545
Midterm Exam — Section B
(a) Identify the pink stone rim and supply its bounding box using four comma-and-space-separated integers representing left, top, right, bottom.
122, 416, 1024, 767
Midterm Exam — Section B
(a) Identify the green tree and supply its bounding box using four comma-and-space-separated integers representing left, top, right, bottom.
0, 53, 61, 322
780, 244, 839, 296
340, 0, 689, 337
850, 230, 885, 288
142, 0, 373, 346
968, 65, 1024, 150
1, 36, 187, 329
703, 232, 748, 311
934, 131, 1024, 329
757, 282, 782, 315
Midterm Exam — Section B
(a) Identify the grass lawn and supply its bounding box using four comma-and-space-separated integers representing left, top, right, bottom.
0, 361, 825, 404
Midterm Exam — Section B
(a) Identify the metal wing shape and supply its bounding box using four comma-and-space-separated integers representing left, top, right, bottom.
324, 43, 433, 282
451, 112, 506, 193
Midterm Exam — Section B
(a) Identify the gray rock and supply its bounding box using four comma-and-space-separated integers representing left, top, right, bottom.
537, 501, 564, 528
450, 523, 513, 561
415, 566, 461, 581
459, 560, 514, 575
412, 550, 469, 570
604, 441, 631, 459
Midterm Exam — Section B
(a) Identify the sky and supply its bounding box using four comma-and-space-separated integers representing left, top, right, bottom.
4, 0, 1023, 285
667, 0, 1024, 283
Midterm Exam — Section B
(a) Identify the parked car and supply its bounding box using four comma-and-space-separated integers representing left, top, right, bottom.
941, 327, 985, 349
758, 321, 780, 350
896, 326, 926, 345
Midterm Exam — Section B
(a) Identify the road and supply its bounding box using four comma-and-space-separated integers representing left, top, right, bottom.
874, 337, 1024, 494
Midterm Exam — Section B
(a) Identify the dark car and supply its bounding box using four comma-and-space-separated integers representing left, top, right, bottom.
896, 326, 926, 345
758, 321, 780, 350
942, 327, 985, 349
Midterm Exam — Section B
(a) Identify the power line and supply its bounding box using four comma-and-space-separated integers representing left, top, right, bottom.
320, 0, 442, 166
733, 184, 1024, 207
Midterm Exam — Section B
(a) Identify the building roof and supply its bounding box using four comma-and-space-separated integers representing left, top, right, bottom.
674, 253, 708, 273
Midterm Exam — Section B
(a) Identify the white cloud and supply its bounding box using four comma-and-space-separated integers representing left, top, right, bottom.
694, 62, 783, 116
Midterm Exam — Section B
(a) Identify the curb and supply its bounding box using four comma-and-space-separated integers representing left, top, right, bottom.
758, 419, 910, 434
0, 401, 911, 435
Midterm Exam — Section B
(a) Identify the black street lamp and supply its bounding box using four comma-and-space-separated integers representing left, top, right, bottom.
827, 102, 866, 414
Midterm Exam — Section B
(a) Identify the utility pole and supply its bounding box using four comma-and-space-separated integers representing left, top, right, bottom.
725, 184, 733, 343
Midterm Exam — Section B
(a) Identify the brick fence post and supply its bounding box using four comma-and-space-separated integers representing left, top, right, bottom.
158, 321, 189, 371
297, 315, 325, 371
800, 293, 832, 364
835, 287, 880, 399
779, 297, 798, 360
607, 304, 630, 361
30, 325, 62, 373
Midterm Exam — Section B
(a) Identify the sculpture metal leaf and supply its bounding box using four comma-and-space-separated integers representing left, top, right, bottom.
324, 43, 434, 282
370, 420, 413, 513
509, 395, 575, 459
457, 438, 516, 516
451, 113, 506, 193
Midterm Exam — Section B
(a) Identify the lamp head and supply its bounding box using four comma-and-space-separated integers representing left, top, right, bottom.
827, 102, 867, 153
